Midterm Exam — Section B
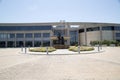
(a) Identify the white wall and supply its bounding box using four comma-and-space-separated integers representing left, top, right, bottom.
102, 31, 113, 40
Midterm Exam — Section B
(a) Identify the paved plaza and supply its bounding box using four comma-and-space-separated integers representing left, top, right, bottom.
0, 47, 120, 80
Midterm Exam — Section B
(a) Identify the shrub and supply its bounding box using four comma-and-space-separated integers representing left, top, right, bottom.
90, 40, 120, 46
68, 46, 94, 52
29, 47, 56, 52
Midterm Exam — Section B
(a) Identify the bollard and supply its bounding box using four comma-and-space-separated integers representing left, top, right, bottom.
78, 46, 80, 54
25, 47, 27, 54
100, 45, 102, 50
21, 46, 23, 52
46, 47, 48, 55
98, 45, 100, 52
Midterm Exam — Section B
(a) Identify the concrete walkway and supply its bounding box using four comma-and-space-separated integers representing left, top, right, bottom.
0, 47, 120, 80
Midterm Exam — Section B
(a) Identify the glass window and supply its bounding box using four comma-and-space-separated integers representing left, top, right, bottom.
54, 30, 65, 36
43, 33, 50, 38
102, 26, 114, 30
34, 41, 41, 47
79, 29, 84, 33
25, 41, 33, 47
7, 41, 15, 47
116, 33, 120, 37
16, 33, 24, 38
87, 27, 100, 32
16, 41, 24, 47
70, 31, 78, 45
0, 33, 8, 39
0, 41, 6, 47
8, 34, 15, 38
0, 26, 52, 31
34, 33, 41, 38
114, 26, 120, 31
25, 33, 32, 38
43, 40, 50, 46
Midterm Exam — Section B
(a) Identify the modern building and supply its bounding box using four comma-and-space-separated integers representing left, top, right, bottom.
0, 22, 120, 47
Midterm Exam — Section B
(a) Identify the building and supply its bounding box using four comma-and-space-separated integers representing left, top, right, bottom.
0, 22, 120, 48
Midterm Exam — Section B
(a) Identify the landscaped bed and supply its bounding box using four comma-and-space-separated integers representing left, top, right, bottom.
29, 47, 56, 52
69, 46, 94, 52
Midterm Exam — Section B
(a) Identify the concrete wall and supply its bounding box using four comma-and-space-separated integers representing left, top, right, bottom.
80, 31, 101, 45
102, 31, 114, 41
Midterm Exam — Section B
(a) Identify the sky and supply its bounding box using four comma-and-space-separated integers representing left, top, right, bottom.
0, 0, 120, 23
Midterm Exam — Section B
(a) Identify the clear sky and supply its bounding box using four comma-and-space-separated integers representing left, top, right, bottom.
0, 0, 120, 23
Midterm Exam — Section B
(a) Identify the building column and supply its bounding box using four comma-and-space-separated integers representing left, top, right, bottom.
15, 33, 16, 47
77, 28, 80, 45
50, 31, 53, 47
32, 33, 34, 47
84, 27, 87, 45
23, 33, 25, 47
100, 26, 103, 41
41, 32, 43, 47
5, 33, 8, 48
67, 25, 70, 45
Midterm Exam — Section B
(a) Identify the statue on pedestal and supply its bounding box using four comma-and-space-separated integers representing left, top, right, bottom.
57, 32, 64, 45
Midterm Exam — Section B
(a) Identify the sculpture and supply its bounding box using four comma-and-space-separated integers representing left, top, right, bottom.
57, 32, 64, 45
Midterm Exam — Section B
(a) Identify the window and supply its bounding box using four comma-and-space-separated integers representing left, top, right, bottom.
116, 33, 120, 37
43, 40, 50, 46
43, 33, 50, 38
0, 33, 8, 39
0, 41, 6, 47
25, 33, 32, 38
8, 34, 15, 38
87, 27, 100, 32
102, 26, 114, 30
54, 30, 65, 36
34, 33, 41, 38
25, 41, 32, 47
70, 31, 78, 45
7, 41, 15, 47
34, 41, 41, 47
0, 26, 52, 31
79, 29, 84, 33
114, 26, 120, 31
16, 33, 24, 38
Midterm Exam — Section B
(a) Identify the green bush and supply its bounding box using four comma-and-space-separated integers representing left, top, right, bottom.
29, 47, 56, 52
69, 46, 94, 52
90, 40, 120, 46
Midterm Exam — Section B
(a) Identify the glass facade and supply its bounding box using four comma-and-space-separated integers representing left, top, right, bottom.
16, 33, 24, 38
79, 29, 84, 33
0, 33, 8, 39
0, 41, 6, 47
0, 26, 52, 31
87, 27, 100, 32
7, 41, 15, 47
8, 34, 15, 39
34, 33, 41, 38
54, 30, 65, 36
25, 41, 32, 47
102, 26, 114, 30
16, 41, 24, 47
43, 33, 50, 38
114, 26, 120, 31
25, 33, 32, 38
43, 40, 50, 46
116, 33, 120, 37
34, 41, 41, 47
70, 31, 78, 45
